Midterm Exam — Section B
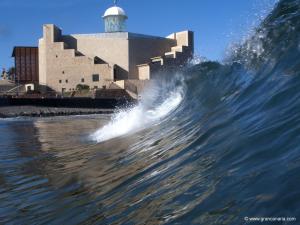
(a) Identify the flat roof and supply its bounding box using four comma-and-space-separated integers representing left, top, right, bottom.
70, 32, 172, 40
12, 46, 38, 57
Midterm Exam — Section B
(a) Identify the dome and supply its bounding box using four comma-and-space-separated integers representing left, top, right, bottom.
103, 6, 127, 18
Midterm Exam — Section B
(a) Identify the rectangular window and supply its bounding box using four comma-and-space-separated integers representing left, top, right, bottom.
81, 78, 85, 83
59, 80, 62, 83
94, 86, 98, 89
92, 74, 99, 82
65, 79, 68, 83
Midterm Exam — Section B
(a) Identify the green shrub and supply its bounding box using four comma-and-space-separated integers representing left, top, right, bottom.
76, 84, 90, 91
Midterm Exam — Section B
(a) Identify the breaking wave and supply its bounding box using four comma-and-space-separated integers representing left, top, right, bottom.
91, 85, 184, 142
87, 0, 300, 223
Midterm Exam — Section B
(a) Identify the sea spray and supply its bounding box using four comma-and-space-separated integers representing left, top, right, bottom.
91, 74, 185, 143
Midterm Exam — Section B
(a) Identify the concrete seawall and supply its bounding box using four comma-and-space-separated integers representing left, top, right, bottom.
0, 97, 136, 118
0, 106, 113, 118
0, 97, 135, 108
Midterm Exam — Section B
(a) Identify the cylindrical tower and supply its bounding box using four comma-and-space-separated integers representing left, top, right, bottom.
102, 3, 128, 33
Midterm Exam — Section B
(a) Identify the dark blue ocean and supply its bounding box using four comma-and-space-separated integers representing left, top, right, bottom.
0, 0, 300, 224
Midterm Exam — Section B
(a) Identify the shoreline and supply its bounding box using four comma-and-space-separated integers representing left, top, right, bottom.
0, 106, 114, 118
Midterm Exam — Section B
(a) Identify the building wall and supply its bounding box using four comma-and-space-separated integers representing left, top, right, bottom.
137, 64, 150, 80
63, 33, 129, 80
169, 31, 194, 49
39, 25, 114, 93
128, 34, 176, 79
172, 31, 194, 60
134, 31, 194, 81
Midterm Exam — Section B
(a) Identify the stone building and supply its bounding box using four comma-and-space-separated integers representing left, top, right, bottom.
14, 3, 194, 95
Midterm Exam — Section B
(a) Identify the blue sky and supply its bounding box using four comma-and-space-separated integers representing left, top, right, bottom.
0, 0, 277, 69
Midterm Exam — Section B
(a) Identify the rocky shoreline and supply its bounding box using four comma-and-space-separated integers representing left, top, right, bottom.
0, 106, 114, 118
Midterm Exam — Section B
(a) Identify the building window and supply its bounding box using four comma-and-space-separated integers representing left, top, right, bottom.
92, 74, 99, 82
66, 79, 68, 83
59, 80, 62, 83
62, 71, 65, 74
94, 86, 98, 89
56, 55, 58, 58
81, 78, 85, 83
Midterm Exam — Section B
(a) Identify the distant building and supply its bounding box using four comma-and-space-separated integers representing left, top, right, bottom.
12, 3, 194, 94
12, 47, 39, 84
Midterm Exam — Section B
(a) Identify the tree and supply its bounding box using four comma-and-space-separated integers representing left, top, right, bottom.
1, 68, 8, 79
7, 67, 15, 81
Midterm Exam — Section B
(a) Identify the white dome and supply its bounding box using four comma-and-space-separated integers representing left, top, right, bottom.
103, 6, 127, 18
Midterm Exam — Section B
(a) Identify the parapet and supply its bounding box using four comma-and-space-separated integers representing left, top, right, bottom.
42, 24, 62, 43
167, 31, 194, 55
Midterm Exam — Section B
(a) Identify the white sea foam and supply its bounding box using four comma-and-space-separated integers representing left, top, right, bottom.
91, 87, 183, 143
187, 54, 208, 66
